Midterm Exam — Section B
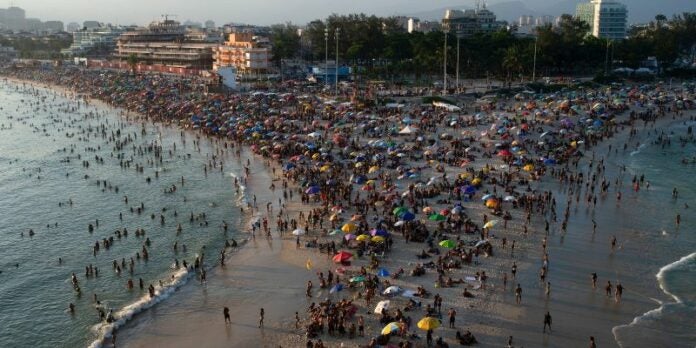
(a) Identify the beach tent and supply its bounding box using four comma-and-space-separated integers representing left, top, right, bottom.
399, 125, 417, 134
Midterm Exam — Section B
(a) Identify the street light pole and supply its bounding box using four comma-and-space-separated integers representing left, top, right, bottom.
604, 39, 610, 76
443, 30, 448, 94
324, 28, 328, 88
532, 36, 538, 82
456, 33, 460, 92
335, 27, 340, 97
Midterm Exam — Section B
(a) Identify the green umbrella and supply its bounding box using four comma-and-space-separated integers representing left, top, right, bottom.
350, 275, 366, 283
439, 240, 456, 248
393, 207, 407, 216
429, 214, 446, 221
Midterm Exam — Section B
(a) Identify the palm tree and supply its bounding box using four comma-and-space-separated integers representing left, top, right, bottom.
502, 46, 522, 87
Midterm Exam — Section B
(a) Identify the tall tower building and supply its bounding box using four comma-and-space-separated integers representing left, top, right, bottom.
576, 0, 627, 40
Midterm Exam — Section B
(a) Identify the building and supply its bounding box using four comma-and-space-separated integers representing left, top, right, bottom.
2, 6, 26, 31
576, 0, 628, 40
407, 18, 440, 33
43, 21, 64, 33
518, 15, 534, 27
213, 32, 270, 73
62, 24, 126, 57
66, 22, 81, 32
83, 21, 101, 30
115, 19, 217, 69
0, 44, 18, 60
442, 3, 507, 37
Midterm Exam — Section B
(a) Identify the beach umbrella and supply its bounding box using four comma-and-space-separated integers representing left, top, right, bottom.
393, 206, 408, 216
291, 228, 306, 236
282, 163, 296, 171
371, 236, 385, 243
305, 186, 321, 195
503, 195, 515, 202
523, 164, 535, 172
394, 220, 406, 227
483, 220, 499, 229
344, 233, 356, 241
439, 240, 456, 248
485, 198, 499, 209
383, 285, 402, 295
462, 185, 476, 194
472, 178, 482, 186
400, 212, 416, 221
422, 206, 433, 214
329, 284, 344, 293
429, 214, 446, 221
417, 317, 441, 331
356, 234, 370, 242
475, 240, 490, 248
381, 322, 401, 335
350, 275, 366, 283
481, 193, 495, 201
332, 251, 353, 263
377, 268, 390, 277
374, 300, 390, 314
341, 223, 357, 233
497, 149, 512, 157
370, 229, 389, 237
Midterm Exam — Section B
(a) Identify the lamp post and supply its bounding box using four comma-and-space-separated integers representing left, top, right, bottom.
532, 35, 538, 82
335, 27, 340, 97
324, 28, 328, 88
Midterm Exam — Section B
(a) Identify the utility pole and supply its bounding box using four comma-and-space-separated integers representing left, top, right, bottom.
456, 32, 460, 92
324, 28, 328, 89
443, 30, 448, 94
604, 39, 610, 76
335, 27, 340, 97
532, 36, 538, 82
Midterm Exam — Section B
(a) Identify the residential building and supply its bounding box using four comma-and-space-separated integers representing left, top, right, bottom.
66, 22, 81, 32
0, 44, 18, 60
43, 21, 64, 33
115, 18, 217, 69
2, 6, 26, 31
213, 32, 270, 73
407, 18, 440, 33
442, 3, 507, 37
576, 0, 628, 40
62, 24, 126, 57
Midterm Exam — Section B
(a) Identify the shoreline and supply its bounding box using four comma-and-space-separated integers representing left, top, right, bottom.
2, 70, 695, 348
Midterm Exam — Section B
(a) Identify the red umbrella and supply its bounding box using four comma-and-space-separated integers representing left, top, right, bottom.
332, 251, 353, 263
497, 149, 512, 157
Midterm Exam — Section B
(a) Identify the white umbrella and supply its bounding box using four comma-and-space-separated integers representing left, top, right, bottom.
382, 286, 402, 295
394, 221, 406, 227
292, 229, 306, 236
374, 300, 390, 314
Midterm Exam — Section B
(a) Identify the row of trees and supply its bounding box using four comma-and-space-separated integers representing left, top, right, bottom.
270, 12, 696, 82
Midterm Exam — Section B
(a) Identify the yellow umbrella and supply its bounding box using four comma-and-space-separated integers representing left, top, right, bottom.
459, 172, 471, 179
371, 236, 385, 243
341, 223, 357, 233
320, 164, 331, 172
381, 322, 401, 335
369, 165, 380, 173
355, 162, 363, 168
483, 220, 499, 229
523, 164, 534, 172
329, 213, 340, 221
422, 206, 433, 214
312, 153, 320, 160
472, 178, 482, 186
356, 234, 370, 242
417, 317, 440, 331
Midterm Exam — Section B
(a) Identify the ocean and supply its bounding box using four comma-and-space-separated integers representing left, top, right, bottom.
0, 81, 247, 347
610, 119, 696, 347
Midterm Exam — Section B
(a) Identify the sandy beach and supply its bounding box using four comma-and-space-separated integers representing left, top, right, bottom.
2, 68, 694, 348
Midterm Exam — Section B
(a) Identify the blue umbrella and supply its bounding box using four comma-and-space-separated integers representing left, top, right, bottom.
400, 212, 415, 221
329, 284, 344, 293
283, 163, 296, 171
305, 186, 321, 195
462, 185, 476, 194
377, 268, 390, 277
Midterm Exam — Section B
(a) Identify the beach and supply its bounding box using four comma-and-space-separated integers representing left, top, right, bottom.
1, 68, 695, 348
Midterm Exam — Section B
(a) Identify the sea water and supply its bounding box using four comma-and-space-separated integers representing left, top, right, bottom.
611, 120, 696, 348
0, 81, 245, 347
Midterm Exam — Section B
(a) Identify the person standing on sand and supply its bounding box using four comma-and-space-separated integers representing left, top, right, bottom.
543, 311, 552, 333
610, 236, 617, 251
223, 307, 230, 323
589, 336, 597, 348
448, 308, 456, 328
515, 284, 522, 304
507, 335, 514, 348
259, 308, 264, 327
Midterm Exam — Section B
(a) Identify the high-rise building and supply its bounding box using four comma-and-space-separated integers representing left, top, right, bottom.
576, 0, 627, 40
67, 22, 81, 32
62, 24, 126, 57
442, 3, 507, 37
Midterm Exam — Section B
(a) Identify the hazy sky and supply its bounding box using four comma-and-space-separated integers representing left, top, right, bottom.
6, 0, 695, 26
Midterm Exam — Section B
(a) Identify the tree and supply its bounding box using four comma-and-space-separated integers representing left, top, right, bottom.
127, 54, 138, 74
270, 23, 301, 66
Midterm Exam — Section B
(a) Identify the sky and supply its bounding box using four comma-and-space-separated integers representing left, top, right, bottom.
4, 0, 695, 26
